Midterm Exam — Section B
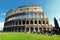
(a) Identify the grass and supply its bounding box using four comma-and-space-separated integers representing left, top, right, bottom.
0, 32, 60, 40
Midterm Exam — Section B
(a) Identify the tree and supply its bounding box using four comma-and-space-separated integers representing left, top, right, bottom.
54, 17, 59, 29
54, 17, 60, 34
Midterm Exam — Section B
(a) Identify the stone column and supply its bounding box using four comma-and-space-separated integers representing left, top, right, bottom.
46, 27, 48, 31
14, 21, 16, 25
12, 21, 14, 26
21, 20, 22, 25
18, 21, 19, 25
45, 19, 46, 25
33, 27, 35, 32
25, 20, 26, 26
17, 28, 18, 32
21, 27, 22, 32
11, 28, 12, 32
42, 28, 43, 33
39, 28, 41, 33
29, 20, 30, 25
38, 27, 40, 32
33, 20, 34, 25
12, 22, 13, 26
14, 28, 15, 32
25, 27, 26, 32
37, 13, 38, 25
41, 20, 43, 25
29, 27, 31, 32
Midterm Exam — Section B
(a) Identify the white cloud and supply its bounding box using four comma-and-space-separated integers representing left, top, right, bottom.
0, 22, 4, 31
0, 13, 6, 31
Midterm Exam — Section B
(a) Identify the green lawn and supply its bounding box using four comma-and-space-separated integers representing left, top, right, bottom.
0, 32, 60, 40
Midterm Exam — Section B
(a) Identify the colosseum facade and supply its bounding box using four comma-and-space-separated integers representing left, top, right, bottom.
3, 5, 53, 33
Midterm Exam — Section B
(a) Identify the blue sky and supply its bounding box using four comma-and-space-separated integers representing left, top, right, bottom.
0, 0, 60, 30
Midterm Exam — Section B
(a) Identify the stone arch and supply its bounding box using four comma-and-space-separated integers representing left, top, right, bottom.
43, 28, 46, 33
43, 20, 45, 24
19, 20, 21, 25
39, 28, 42, 33
31, 27, 33, 32
16, 21, 18, 25
35, 27, 38, 32
35, 20, 37, 24
22, 27, 25, 32
46, 21, 48, 24
30, 20, 33, 24
15, 27, 17, 32
26, 27, 29, 32
39, 20, 41, 24
22, 20, 25, 24
18, 27, 21, 32
26, 20, 29, 24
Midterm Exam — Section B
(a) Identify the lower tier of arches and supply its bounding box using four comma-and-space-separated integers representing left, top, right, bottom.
3, 26, 52, 33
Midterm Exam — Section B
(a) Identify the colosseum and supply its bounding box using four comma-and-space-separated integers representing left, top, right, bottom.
3, 5, 53, 33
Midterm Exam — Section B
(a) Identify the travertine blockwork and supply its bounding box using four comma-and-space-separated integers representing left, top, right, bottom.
3, 5, 53, 33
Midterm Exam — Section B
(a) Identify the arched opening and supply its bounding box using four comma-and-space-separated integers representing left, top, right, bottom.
9, 22, 12, 25
12, 27, 14, 32
26, 20, 29, 24
18, 27, 21, 32
22, 27, 25, 32
16, 21, 18, 25
43, 20, 45, 24
31, 27, 33, 32
35, 20, 37, 24
46, 21, 48, 24
39, 28, 42, 33
8, 28, 11, 32
26, 28, 29, 32
39, 20, 41, 24
13, 21, 14, 25
22, 20, 25, 24
35, 28, 38, 32
47, 28, 49, 30
43, 28, 46, 33
30, 20, 33, 24
15, 28, 17, 32
19, 20, 21, 25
